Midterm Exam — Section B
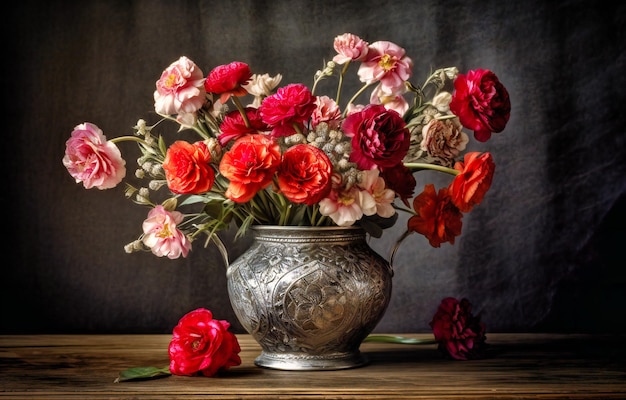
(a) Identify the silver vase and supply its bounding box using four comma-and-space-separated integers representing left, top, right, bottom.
226, 225, 393, 370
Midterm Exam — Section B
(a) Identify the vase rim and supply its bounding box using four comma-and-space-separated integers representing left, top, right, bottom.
251, 225, 363, 232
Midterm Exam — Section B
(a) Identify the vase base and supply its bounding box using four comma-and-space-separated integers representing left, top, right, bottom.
254, 350, 369, 371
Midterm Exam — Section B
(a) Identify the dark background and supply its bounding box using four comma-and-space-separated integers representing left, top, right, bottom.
3, 0, 625, 334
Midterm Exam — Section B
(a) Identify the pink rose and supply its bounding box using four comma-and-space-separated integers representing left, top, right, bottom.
332, 33, 369, 64
259, 83, 317, 137
168, 308, 241, 377
341, 104, 410, 170
142, 205, 191, 259
449, 69, 511, 142
357, 40, 413, 95
154, 56, 206, 116
62, 122, 126, 190
429, 297, 487, 360
310, 95, 342, 130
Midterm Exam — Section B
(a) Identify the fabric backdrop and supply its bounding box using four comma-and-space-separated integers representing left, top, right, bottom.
3, 0, 625, 334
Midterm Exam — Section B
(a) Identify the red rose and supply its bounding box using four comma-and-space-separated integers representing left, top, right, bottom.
204, 61, 252, 104
277, 144, 333, 205
219, 134, 281, 203
407, 184, 463, 247
449, 69, 511, 142
259, 83, 317, 137
342, 104, 410, 170
168, 308, 241, 377
448, 152, 495, 213
162, 140, 214, 195
429, 297, 487, 360
218, 107, 269, 146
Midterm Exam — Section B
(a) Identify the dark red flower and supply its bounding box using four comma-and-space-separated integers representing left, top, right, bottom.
204, 61, 252, 104
168, 308, 241, 377
218, 107, 269, 146
448, 152, 495, 213
380, 163, 416, 207
342, 104, 410, 170
407, 184, 462, 247
449, 69, 511, 142
429, 297, 487, 360
259, 83, 317, 137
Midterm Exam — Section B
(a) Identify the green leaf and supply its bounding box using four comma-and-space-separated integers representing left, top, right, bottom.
114, 366, 171, 383
364, 335, 437, 345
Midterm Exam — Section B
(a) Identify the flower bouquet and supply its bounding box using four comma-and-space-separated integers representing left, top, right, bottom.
63, 32, 510, 376
63, 32, 510, 263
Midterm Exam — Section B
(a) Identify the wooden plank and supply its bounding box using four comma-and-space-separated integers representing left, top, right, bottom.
1, 334, 625, 399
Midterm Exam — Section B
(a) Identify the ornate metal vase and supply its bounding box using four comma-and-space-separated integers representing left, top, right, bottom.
226, 225, 393, 371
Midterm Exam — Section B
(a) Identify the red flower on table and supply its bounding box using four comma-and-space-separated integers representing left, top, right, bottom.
168, 308, 241, 377
430, 297, 487, 360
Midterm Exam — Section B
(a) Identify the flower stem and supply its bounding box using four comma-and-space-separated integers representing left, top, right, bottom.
404, 162, 460, 176
109, 136, 150, 146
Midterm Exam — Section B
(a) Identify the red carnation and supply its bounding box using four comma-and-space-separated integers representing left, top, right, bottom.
449, 69, 511, 142
407, 184, 463, 247
430, 297, 487, 360
204, 61, 252, 104
259, 83, 317, 137
277, 144, 333, 205
448, 152, 495, 213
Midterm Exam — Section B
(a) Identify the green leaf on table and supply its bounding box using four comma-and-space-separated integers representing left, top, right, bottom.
364, 334, 437, 345
114, 366, 171, 383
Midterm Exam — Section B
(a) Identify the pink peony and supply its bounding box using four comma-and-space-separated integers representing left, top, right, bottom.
332, 33, 369, 64
449, 69, 511, 142
154, 56, 206, 116
168, 308, 241, 377
430, 297, 487, 360
62, 122, 126, 190
357, 41, 413, 95
142, 205, 191, 259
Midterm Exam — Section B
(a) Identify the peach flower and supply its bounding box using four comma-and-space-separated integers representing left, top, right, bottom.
142, 205, 191, 259
154, 56, 206, 115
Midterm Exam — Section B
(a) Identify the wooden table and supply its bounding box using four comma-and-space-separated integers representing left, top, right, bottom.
1, 334, 625, 399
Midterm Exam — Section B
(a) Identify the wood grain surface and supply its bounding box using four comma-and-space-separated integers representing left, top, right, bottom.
1, 334, 625, 399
